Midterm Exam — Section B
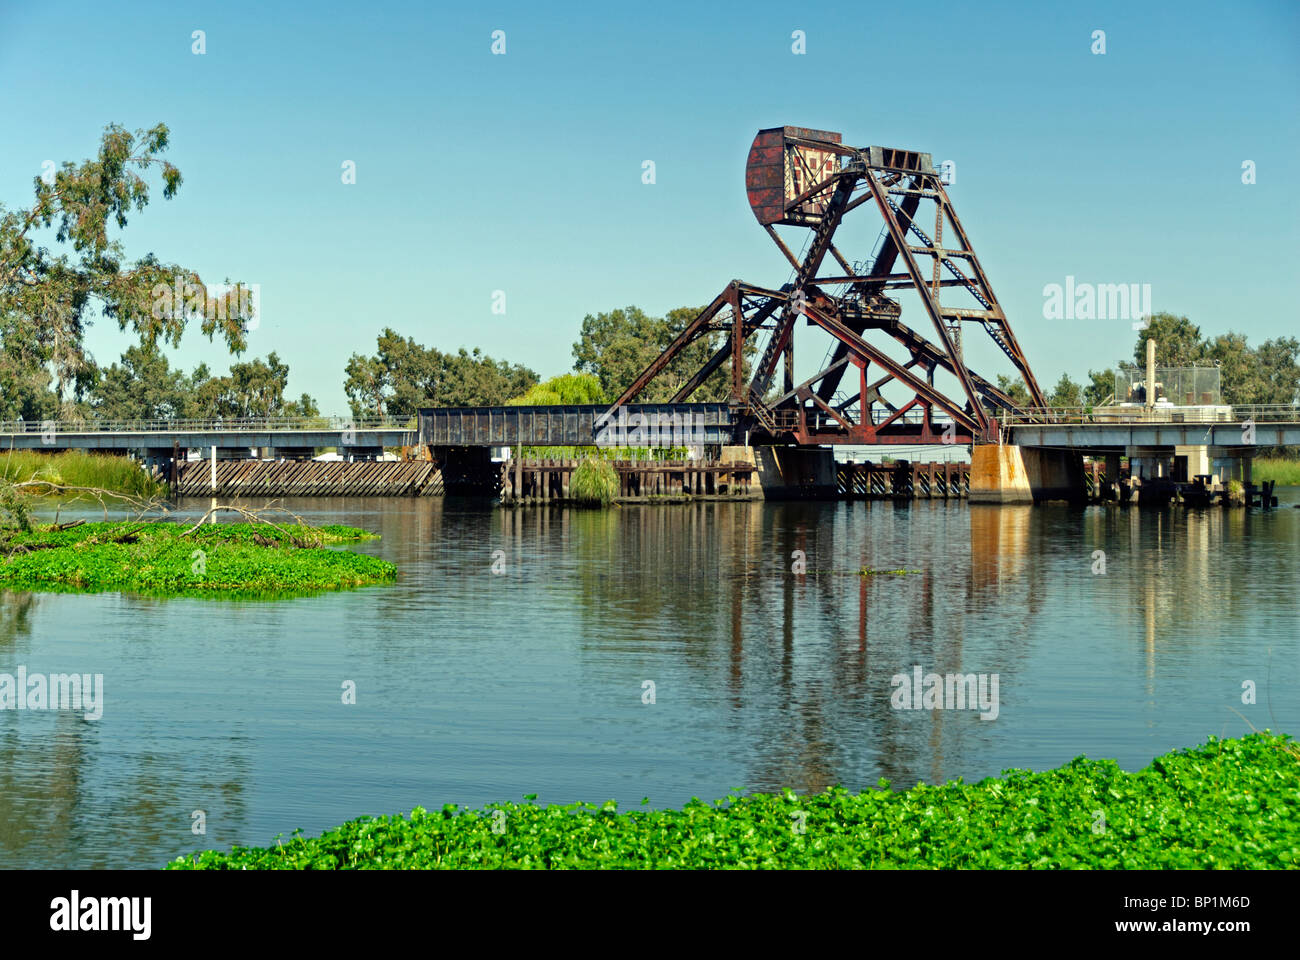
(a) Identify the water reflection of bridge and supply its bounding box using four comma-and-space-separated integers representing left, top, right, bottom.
495, 497, 1267, 796
2, 494, 1288, 864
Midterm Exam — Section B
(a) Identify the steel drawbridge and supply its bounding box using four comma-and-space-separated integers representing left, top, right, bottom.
609, 126, 1046, 446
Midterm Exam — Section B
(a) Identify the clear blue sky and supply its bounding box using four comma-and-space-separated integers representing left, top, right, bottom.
1, 0, 1296, 412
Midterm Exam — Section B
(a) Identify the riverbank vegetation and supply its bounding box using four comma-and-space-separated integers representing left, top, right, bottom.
0, 519, 394, 597
1, 451, 166, 498
168, 732, 1298, 869
569, 457, 619, 507
1253, 458, 1300, 485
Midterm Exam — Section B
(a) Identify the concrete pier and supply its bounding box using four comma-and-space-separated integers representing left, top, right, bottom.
969, 444, 1083, 504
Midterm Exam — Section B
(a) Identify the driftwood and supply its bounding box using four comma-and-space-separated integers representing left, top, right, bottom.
2, 461, 322, 552
178, 501, 320, 546
3, 541, 62, 558
7, 479, 169, 523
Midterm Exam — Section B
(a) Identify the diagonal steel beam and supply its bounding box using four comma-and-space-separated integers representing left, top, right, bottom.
802, 301, 978, 430
932, 182, 1046, 407
670, 289, 780, 402
750, 166, 862, 401
865, 170, 988, 431
768, 356, 850, 408
609, 285, 732, 408
815, 186, 920, 402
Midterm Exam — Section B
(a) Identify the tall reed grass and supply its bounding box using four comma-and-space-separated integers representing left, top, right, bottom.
0, 450, 167, 497
569, 457, 618, 507
1253, 458, 1300, 486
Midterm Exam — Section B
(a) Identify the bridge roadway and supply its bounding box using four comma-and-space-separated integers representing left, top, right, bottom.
2, 404, 1297, 453
1000, 405, 1300, 450
0, 416, 414, 453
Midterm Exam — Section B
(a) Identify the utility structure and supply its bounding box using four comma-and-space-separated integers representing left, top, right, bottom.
609, 126, 1046, 445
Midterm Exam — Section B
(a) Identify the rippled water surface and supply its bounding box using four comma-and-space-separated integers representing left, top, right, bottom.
2, 491, 1297, 868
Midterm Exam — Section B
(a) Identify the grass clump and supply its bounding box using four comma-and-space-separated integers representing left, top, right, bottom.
569, 456, 618, 507
0, 521, 393, 598
1253, 458, 1300, 485
0, 451, 166, 497
168, 733, 1299, 870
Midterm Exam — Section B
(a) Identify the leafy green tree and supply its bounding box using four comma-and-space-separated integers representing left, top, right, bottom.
1083, 369, 1115, 406
1047, 373, 1083, 408
1133, 313, 1204, 367
0, 123, 253, 415
344, 328, 536, 417
1202, 332, 1252, 404
571, 304, 750, 403
995, 375, 1032, 408
93, 347, 314, 420
439, 347, 537, 407
1073, 318, 1300, 409
92, 343, 192, 420
507, 372, 606, 405
341, 353, 388, 417
188, 352, 318, 418
1254, 337, 1300, 405
571, 306, 663, 400
1204, 334, 1300, 405
0, 309, 69, 419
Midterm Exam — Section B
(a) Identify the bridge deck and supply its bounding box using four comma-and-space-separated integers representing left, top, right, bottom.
4, 405, 1297, 453
1003, 405, 1300, 449
419, 403, 734, 447
0, 417, 412, 451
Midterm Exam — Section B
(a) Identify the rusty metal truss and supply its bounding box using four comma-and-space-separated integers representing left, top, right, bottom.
609, 126, 1046, 445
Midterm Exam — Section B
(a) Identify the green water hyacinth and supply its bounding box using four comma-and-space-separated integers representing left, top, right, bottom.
168, 733, 1300, 870
0, 521, 394, 598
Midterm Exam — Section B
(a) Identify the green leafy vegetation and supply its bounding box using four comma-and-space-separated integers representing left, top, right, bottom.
997, 313, 1300, 409
92, 345, 318, 420
1, 451, 166, 497
0, 521, 393, 597
507, 372, 606, 406
344, 328, 537, 417
1, 122, 257, 421
860, 568, 923, 576
168, 733, 1299, 870
572, 304, 754, 403
1254, 458, 1300, 486
569, 457, 619, 507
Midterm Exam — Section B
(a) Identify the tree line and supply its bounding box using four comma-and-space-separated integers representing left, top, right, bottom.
3, 122, 1296, 424
340, 305, 745, 417
1000, 312, 1300, 409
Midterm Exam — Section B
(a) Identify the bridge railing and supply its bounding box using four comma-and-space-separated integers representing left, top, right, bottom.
0, 415, 416, 434
1229, 404, 1300, 423
996, 404, 1300, 426
799, 405, 964, 429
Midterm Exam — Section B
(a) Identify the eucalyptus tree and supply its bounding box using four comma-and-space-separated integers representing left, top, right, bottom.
0, 122, 254, 416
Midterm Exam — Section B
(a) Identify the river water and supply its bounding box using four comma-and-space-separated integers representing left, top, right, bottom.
2, 491, 1298, 868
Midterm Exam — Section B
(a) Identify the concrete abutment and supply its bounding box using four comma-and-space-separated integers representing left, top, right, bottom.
969, 444, 1084, 504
